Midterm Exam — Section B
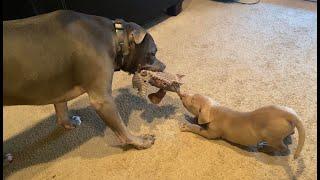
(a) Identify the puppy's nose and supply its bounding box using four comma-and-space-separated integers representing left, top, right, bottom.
177, 91, 186, 99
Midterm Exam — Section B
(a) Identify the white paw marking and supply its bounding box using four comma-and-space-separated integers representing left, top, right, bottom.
5, 153, 13, 163
71, 115, 81, 126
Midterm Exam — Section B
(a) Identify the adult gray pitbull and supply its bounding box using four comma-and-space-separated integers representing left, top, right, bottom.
4, 10, 166, 149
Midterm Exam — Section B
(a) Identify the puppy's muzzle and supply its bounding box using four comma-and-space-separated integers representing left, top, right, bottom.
177, 91, 187, 99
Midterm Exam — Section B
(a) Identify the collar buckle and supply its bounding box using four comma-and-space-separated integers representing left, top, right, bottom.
114, 19, 130, 56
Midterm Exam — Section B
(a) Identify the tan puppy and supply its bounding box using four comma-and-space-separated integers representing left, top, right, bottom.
178, 92, 305, 159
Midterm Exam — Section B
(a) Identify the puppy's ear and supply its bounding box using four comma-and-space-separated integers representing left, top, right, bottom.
198, 106, 212, 124
128, 22, 147, 44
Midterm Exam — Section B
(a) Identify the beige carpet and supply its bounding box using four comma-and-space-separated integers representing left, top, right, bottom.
3, 0, 317, 179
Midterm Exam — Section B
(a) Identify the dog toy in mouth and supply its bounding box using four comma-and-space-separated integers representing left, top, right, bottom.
132, 70, 185, 104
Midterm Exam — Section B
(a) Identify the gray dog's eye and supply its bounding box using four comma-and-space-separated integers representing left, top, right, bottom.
145, 54, 154, 64
146, 52, 155, 58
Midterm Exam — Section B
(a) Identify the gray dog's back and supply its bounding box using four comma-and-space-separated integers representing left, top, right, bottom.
3, 10, 113, 105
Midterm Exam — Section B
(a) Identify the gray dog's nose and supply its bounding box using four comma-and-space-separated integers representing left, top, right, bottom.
142, 59, 166, 72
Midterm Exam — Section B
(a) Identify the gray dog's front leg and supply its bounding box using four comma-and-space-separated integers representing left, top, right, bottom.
54, 102, 76, 130
180, 122, 221, 139
88, 93, 155, 149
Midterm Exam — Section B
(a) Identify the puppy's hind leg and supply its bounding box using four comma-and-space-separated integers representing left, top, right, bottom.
54, 102, 76, 130
267, 139, 290, 156
283, 135, 293, 145
180, 122, 221, 139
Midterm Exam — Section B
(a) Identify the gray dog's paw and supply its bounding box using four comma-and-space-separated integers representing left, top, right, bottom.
57, 120, 76, 130
180, 122, 191, 132
141, 134, 155, 148
58, 115, 81, 130
128, 134, 156, 150
142, 134, 156, 143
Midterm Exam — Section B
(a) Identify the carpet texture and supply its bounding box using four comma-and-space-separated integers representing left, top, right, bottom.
3, 0, 317, 179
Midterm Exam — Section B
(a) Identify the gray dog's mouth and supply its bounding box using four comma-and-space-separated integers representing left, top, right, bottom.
140, 60, 166, 73
140, 65, 163, 72
141, 63, 166, 73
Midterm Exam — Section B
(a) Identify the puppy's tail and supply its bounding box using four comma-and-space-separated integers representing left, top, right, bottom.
284, 107, 305, 159
293, 117, 305, 159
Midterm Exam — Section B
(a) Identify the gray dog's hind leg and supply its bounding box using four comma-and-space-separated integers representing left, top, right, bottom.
54, 102, 76, 130
180, 122, 221, 139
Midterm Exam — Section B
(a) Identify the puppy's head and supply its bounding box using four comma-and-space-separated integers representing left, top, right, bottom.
120, 22, 166, 74
178, 92, 197, 115
178, 92, 213, 124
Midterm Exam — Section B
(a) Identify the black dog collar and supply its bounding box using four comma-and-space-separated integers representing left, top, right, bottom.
113, 19, 131, 70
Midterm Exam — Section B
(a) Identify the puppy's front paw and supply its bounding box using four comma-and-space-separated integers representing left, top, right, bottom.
180, 122, 191, 132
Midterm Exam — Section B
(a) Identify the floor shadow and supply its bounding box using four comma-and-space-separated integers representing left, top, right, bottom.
114, 88, 178, 125
3, 105, 106, 178
143, 13, 171, 30
3, 87, 178, 178
213, 139, 306, 179
211, 0, 235, 3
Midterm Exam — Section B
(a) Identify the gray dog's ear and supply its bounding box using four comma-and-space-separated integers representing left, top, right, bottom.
128, 22, 147, 44
198, 106, 212, 124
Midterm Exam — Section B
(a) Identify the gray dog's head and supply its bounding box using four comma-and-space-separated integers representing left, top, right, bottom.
118, 22, 166, 74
